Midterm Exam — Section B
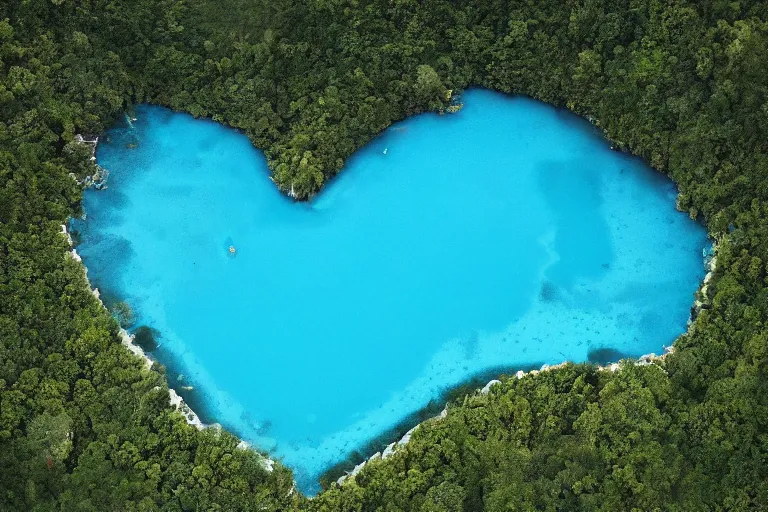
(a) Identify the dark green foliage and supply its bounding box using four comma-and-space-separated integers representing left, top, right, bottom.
1, 0, 767, 509
133, 326, 160, 351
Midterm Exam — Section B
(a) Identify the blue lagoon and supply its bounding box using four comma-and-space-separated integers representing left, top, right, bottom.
74, 89, 708, 493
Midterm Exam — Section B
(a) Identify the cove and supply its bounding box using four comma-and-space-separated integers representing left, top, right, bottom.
73, 89, 708, 493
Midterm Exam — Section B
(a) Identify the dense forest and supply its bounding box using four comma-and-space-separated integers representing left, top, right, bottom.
0, 0, 766, 510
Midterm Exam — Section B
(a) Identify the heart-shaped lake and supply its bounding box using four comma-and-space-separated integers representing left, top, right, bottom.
74, 89, 707, 493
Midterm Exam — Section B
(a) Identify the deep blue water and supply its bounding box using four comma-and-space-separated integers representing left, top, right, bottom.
75, 89, 708, 493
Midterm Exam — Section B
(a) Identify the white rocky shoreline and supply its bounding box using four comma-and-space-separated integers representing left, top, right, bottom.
61, 223, 204, 429
62, 221, 279, 469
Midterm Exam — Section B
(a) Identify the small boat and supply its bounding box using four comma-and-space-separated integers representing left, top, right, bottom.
229, 245, 236, 254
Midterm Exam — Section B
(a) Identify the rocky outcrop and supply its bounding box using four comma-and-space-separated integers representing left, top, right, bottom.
72, 134, 109, 189
689, 242, 718, 325
60, 225, 82, 262
480, 379, 501, 394
168, 388, 204, 429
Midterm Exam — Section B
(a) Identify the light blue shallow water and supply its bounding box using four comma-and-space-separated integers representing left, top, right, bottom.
75, 89, 708, 493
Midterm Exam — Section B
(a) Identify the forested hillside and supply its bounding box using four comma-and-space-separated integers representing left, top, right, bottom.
1, 0, 766, 510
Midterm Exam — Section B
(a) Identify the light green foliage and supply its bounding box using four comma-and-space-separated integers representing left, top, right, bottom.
110, 300, 135, 329
415, 64, 446, 107
26, 411, 73, 463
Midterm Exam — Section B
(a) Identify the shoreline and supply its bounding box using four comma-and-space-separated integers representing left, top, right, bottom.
67, 133, 273, 467
62, 221, 281, 457
70, 124, 719, 494
61, 220, 282, 460
331, 238, 718, 489
61, 222, 205, 432
330, 354, 672, 488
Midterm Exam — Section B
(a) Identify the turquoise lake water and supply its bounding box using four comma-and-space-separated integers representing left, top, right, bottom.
74, 89, 708, 493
